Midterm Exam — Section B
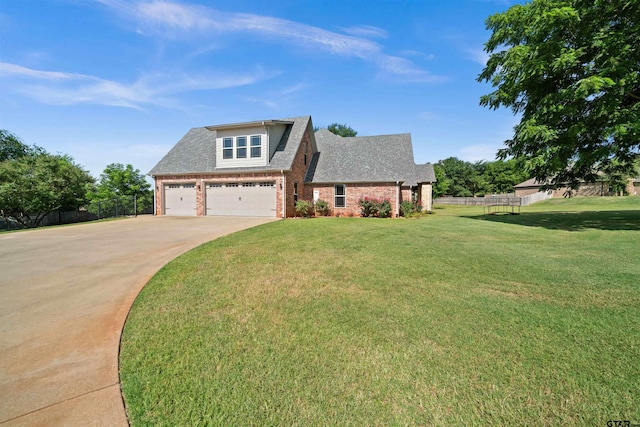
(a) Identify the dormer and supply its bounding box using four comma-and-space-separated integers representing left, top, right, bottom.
206, 119, 294, 169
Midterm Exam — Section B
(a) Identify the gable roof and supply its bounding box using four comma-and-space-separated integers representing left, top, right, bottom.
305, 129, 435, 185
149, 116, 313, 176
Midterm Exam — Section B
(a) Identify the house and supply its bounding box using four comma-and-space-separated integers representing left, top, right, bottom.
514, 177, 639, 197
149, 116, 435, 218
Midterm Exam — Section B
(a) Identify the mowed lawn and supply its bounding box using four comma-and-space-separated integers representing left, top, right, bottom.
120, 198, 640, 426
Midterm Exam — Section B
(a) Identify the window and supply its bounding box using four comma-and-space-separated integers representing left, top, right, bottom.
334, 184, 346, 208
236, 136, 247, 158
294, 182, 298, 204
250, 135, 261, 158
223, 138, 233, 159
183, 184, 196, 189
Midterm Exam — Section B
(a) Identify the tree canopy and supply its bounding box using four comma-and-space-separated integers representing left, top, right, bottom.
0, 129, 44, 161
0, 131, 94, 227
433, 157, 530, 197
91, 163, 151, 200
327, 123, 358, 137
88, 163, 153, 213
478, 0, 640, 189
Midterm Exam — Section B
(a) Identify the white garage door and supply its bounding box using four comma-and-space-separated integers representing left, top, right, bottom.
206, 182, 276, 217
164, 183, 196, 216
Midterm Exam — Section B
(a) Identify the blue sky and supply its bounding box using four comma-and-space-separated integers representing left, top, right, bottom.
0, 0, 522, 180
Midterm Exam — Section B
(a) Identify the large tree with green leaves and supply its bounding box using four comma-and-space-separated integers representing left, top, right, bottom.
0, 129, 44, 161
0, 134, 94, 228
478, 0, 640, 189
327, 123, 358, 137
89, 163, 152, 213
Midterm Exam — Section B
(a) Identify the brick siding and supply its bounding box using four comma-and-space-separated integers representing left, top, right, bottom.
306, 182, 401, 217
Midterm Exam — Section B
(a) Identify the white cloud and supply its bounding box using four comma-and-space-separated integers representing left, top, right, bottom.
459, 143, 500, 162
339, 25, 388, 39
95, 0, 443, 83
0, 62, 94, 81
466, 48, 490, 66
1, 62, 275, 109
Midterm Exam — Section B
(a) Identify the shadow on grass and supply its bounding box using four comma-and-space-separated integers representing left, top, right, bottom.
470, 210, 640, 231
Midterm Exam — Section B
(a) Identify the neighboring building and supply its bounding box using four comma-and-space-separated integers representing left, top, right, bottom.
514, 177, 639, 197
149, 116, 435, 218
630, 178, 640, 196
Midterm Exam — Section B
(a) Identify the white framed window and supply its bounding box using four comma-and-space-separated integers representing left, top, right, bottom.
294, 182, 298, 204
236, 136, 247, 158
223, 138, 233, 159
250, 135, 261, 158
334, 184, 346, 208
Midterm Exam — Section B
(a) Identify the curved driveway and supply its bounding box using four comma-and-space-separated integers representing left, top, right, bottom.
0, 216, 276, 426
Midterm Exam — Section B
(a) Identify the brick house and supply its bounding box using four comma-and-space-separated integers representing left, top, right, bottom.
514, 177, 640, 198
149, 116, 435, 218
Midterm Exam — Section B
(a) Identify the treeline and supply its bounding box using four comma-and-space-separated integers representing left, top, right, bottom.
433, 157, 530, 198
0, 130, 151, 228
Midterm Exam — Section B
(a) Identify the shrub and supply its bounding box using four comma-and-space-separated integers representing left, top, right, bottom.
377, 199, 392, 218
314, 199, 330, 216
295, 200, 314, 218
400, 201, 424, 217
400, 201, 416, 217
358, 197, 392, 218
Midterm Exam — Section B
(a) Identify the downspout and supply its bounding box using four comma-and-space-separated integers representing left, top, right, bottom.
281, 170, 286, 218
396, 181, 400, 217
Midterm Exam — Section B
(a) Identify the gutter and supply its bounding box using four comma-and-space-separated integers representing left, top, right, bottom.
281, 170, 286, 218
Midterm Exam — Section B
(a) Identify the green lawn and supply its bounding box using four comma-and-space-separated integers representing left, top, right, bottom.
120, 197, 640, 426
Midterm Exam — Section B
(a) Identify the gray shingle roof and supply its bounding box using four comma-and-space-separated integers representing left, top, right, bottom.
149, 116, 312, 176
305, 129, 435, 185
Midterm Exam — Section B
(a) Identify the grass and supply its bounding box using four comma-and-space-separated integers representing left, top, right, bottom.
120, 197, 640, 426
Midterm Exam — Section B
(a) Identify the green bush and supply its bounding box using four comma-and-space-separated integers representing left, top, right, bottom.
358, 197, 392, 218
400, 201, 415, 217
400, 201, 424, 217
314, 199, 330, 216
295, 200, 314, 217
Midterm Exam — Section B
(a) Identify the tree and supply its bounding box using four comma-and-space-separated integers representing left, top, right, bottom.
327, 123, 358, 137
0, 152, 94, 228
0, 130, 44, 161
483, 159, 530, 194
89, 163, 152, 211
478, 0, 640, 190
436, 157, 477, 197
432, 164, 450, 198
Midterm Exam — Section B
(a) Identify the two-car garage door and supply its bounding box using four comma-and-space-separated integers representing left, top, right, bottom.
206, 182, 276, 217
163, 181, 276, 217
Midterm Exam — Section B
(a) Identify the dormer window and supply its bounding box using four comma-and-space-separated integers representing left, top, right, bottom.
251, 135, 261, 158
237, 136, 247, 158
222, 138, 233, 159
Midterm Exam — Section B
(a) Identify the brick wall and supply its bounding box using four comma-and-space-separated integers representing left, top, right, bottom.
306, 182, 400, 217
285, 125, 315, 217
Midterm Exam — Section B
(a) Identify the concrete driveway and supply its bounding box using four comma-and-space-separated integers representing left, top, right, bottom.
0, 216, 276, 426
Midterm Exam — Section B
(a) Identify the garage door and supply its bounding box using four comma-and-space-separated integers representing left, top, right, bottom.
206, 182, 276, 217
164, 183, 196, 216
